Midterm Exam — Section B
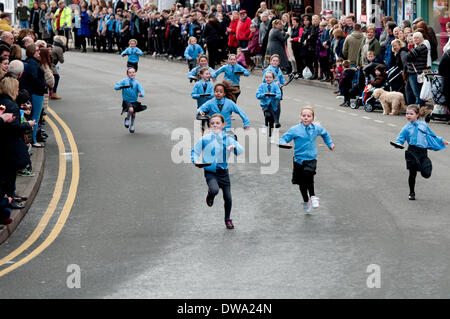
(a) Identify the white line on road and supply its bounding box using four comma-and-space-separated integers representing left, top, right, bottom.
337, 109, 346, 113
349, 113, 358, 116
387, 123, 397, 127
374, 120, 384, 123
362, 116, 371, 120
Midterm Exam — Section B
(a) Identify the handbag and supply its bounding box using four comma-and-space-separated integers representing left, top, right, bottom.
419, 77, 432, 100
412, 63, 425, 84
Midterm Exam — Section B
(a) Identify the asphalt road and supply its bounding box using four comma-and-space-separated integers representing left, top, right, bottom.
1, 52, 450, 299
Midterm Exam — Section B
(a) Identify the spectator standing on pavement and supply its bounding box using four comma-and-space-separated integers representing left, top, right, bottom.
343, 23, 364, 67
279, 106, 335, 213
202, 15, 226, 69
265, 19, 291, 75
50, 35, 66, 100
191, 113, 244, 230
16, 0, 30, 30
236, 10, 251, 49
54, 0, 72, 51
0, 13, 12, 32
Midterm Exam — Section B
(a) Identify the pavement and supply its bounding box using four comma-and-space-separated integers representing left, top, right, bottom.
0, 148, 45, 245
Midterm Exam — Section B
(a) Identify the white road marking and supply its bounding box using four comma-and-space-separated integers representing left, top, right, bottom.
374, 120, 384, 123
349, 113, 358, 116
337, 109, 346, 113
362, 116, 371, 120
388, 123, 397, 127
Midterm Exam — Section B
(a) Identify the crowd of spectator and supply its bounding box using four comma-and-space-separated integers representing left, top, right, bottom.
0, 3, 66, 226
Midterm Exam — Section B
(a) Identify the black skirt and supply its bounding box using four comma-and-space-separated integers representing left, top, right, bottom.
405, 145, 432, 178
291, 158, 317, 185
121, 101, 147, 114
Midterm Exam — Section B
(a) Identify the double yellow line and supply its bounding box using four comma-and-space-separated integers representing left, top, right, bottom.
0, 107, 79, 277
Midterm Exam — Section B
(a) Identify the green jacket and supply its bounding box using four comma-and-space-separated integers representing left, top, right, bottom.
342, 31, 365, 65
357, 37, 381, 66
16, 6, 30, 22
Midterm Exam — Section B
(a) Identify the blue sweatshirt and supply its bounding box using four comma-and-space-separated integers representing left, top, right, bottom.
395, 120, 447, 151
121, 47, 144, 63
114, 77, 145, 102
187, 66, 216, 79
197, 97, 250, 130
279, 123, 333, 164
184, 44, 204, 60
256, 82, 282, 111
262, 65, 285, 86
191, 131, 243, 172
213, 63, 250, 86
191, 80, 214, 108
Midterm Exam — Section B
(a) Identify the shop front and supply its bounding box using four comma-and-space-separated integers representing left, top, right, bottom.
430, 0, 450, 55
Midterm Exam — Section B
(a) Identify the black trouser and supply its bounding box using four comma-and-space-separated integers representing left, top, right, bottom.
205, 170, 232, 221
127, 61, 138, 71
263, 110, 274, 136
79, 35, 87, 51
207, 40, 221, 69
53, 74, 60, 94
409, 169, 417, 194
106, 30, 114, 52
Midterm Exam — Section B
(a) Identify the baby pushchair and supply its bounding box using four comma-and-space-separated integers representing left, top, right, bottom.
351, 65, 404, 112
424, 73, 450, 124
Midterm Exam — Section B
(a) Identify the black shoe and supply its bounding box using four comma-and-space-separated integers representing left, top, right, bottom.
275, 123, 281, 128
10, 201, 25, 209
206, 194, 214, 207
409, 193, 415, 200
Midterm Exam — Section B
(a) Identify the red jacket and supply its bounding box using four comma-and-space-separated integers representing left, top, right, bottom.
228, 19, 238, 47
236, 17, 251, 41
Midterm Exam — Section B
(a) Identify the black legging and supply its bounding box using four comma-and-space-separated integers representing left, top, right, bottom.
408, 169, 417, 194
205, 172, 232, 221
299, 182, 315, 203
263, 110, 274, 137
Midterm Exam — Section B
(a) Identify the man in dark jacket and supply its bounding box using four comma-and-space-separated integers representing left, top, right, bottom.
15, 0, 30, 29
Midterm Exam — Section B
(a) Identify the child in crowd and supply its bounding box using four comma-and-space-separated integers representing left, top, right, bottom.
114, 67, 146, 133
213, 54, 250, 101
279, 106, 335, 213
256, 71, 282, 143
393, 105, 448, 200
331, 57, 344, 88
338, 60, 355, 107
121, 39, 144, 71
184, 36, 204, 70
362, 50, 381, 81
191, 113, 244, 229
236, 47, 247, 68
369, 64, 387, 88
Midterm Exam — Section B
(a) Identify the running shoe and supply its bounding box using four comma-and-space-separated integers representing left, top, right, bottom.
303, 201, 311, 213
310, 196, 320, 208
129, 125, 135, 133
206, 194, 214, 207
409, 193, 415, 200
124, 117, 130, 128
225, 219, 234, 229
17, 170, 35, 177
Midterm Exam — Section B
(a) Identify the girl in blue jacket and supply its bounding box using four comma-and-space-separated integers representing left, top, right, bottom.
212, 54, 250, 101
114, 67, 145, 133
191, 67, 214, 133
394, 105, 448, 200
256, 71, 281, 143
191, 113, 244, 229
279, 106, 335, 213
262, 54, 286, 127
187, 54, 216, 82
121, 39, 144, 71
197, 82, 250, 132
184, 36, 204, 70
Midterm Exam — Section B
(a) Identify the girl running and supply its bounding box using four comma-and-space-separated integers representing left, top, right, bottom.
191, 67, 214, 133
262, 54, 286, 128
197, 82, 250, 132
212, 54, 250, 101
191, 113, 244, 229
187, 54, 216, 82
393, 105, 448, 200
256, 71, 281, 143
279, 106, 335, 213
114, 67, 146, 133
120, 39, 144, 72
184, 36, 204, 71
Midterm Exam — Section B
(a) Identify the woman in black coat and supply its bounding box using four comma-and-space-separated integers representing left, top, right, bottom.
0, 77, 35, 199
265, 19, 291, 73
438, 49, 450, 109
202, 15, 226, 69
